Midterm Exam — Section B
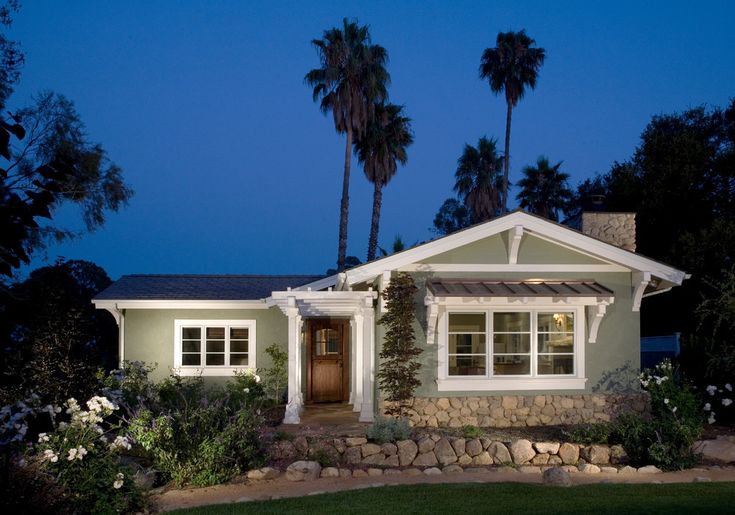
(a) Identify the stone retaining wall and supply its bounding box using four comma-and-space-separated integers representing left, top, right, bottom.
261, 433, 670, 482
382, 394, 648, 428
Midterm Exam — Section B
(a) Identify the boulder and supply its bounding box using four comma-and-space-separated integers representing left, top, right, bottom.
417, 437, 435, 454
286, 461, 322, 481
610, 444, 629, 464
423, 467, 442, 475
367, 468, 383, 476
488, 442, 512, 464
466, 439, 483, 457
510, 439, 536, 465
247, 467, 279, 481
361, 443, 382, 457
531, 453, 550, 465
352, 469, 368, 477
362, 454, 386, 466
293, 436, 309, 456
344, 446, 362, 465
472, 451, 493, 466
637, 465, 662, 474
578, 463, 600, 474
338, 468, 352, 478
457, 454, 472, 465
345, 437, 367, 447
618, 465, 637, 475
385, 455, 400, 467
402, 468, 423, 476
534, 442, 561, 454
542, 467, 572, 487
434, 438, 458, 466
442, 464, 464, 474
581, 445, 610, 464
381, 443, 398, 456
693, 437, 735, 463
397, 439, 419, 466
451, 438, 466, 457
548, 455, 563, 466
600, 466, 618, 474
558, 443, 579, 465
413, 451, 439, 467
320, 467, 339, 478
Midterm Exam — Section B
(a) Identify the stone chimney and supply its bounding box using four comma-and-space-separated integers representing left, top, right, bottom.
581, 212, 636, 252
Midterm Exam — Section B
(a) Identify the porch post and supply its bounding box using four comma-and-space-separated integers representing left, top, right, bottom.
352, 312, 364, 412
359, 299, 375, 422
348, 318, 355, 405
283, 297, 303, 424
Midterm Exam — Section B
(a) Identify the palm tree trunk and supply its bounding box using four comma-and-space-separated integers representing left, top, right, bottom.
502, 101, 513, 213
337, 126, 353, 272
367, 180, 383, 262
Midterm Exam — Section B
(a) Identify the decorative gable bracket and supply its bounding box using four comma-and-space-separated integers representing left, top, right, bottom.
508, 225, 524, 264
425, 291, 439, 345
632, 272, 651, 312
586, 302, 610, 343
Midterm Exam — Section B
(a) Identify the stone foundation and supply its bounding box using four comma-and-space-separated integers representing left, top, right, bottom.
382, 394, 648, 428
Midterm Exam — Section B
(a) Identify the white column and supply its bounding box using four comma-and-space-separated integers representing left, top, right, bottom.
352, 312, 364, 412
283, 297, 303, 424
359, 301, 375, 422
348, 319, 356, 405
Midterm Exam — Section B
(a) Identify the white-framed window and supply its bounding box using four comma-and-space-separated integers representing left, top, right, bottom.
438, 305, 586, 391
174, 319, 256, 376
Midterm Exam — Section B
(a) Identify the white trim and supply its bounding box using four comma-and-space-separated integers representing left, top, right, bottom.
508, 225, 524, 264
173, 319, 256, 376
437, 377, 587, 391
632, 272, 651, 312
397, 264, 628, 273
94, 299, 269, 310
586, 303, 608, 343
119, 310, 125, 367
298, 211, 685, 290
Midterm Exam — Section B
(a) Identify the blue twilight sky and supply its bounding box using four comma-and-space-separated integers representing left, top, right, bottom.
8, 0, 735, 279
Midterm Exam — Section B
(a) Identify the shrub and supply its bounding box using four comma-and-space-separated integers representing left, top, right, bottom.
99, 360, 158, 409
608, 360, 703, 470
308, 447, 336, 467
462, 425, 482, 439
33, 396, 144, 514
127, 377, 264, 487
366, 417, 411, 443
226, 369, 266, 407
563, 422, 612, 445
259, 343, 288, 405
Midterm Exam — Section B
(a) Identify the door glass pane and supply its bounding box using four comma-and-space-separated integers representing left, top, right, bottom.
314, 328, 339, 356
493, 355, 530, 375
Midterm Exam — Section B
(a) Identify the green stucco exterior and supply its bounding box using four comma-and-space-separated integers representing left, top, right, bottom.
123, 307, 288, 382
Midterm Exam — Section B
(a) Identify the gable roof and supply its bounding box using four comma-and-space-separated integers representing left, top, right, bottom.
94, 274, 323, 301
299, 210, 686, 292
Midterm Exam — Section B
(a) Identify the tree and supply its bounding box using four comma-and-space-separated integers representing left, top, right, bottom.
431, 197, 473, 236
356, 102, 413, 261
379, 234, 416, 257
0, 260, 118, 404
305, 19, 389, 272
480, 30, 545, 212
377, 272, 421, 415
516, 156, 572, 221
0, 5, 131, 276
454, 136, 504, 222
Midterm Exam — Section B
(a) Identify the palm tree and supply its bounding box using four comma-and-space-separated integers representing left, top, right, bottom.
305, 19, 389, 272
516, 156, 573, 221
356, 102, 413, 261
480, 30, 546, 213
453, 136, 504, 222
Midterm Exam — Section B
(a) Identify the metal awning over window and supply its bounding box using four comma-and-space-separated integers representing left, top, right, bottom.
427, 280, 613, 297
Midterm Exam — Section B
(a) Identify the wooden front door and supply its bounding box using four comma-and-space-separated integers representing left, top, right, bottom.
307, 319, 348, 403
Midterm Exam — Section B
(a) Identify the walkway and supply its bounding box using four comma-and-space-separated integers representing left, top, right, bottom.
277, 403, 367, 437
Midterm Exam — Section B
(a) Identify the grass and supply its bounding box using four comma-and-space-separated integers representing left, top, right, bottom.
170, 482, 735, 514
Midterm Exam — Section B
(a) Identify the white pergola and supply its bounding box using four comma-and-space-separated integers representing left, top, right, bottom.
269, 289, 378, 424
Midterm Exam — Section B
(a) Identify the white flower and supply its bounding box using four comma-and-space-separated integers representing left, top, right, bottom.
65, 398, 80, 414
113, 472, 124, 489
87, 396, 117, 414
110, 435, 132, 451
254, 375, 261, 384
708, 412, 716, 424
672, 406, 678, 413
58, 422, 68, 430
243, 388, 250, 394
43, 449, 59, 463
663, 398, 670, 404
723, 398, 733, 407
704, 403, 711, 411
67, 448, 77, 461
726, 384, 732, 392
38, 433, 49, 443
706, 385, 717, 396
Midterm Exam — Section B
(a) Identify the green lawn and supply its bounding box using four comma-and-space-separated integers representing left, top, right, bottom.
171, 482, 735, 514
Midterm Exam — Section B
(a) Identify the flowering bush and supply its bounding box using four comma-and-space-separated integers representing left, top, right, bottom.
32, 396, 143, 514
611, 360, 702, 470
702, 382, 734, 425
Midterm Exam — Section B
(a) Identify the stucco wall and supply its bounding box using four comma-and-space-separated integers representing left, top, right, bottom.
123, 307, 288, 382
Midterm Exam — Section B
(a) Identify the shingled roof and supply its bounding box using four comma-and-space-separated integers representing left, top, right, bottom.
94, 274, 324, 301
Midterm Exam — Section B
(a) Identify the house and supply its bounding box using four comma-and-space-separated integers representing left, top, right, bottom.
93, 210, 686, 427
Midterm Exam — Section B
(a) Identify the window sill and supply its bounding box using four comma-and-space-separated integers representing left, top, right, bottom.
436, 377, 587, 392
175, 366, 254, 377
